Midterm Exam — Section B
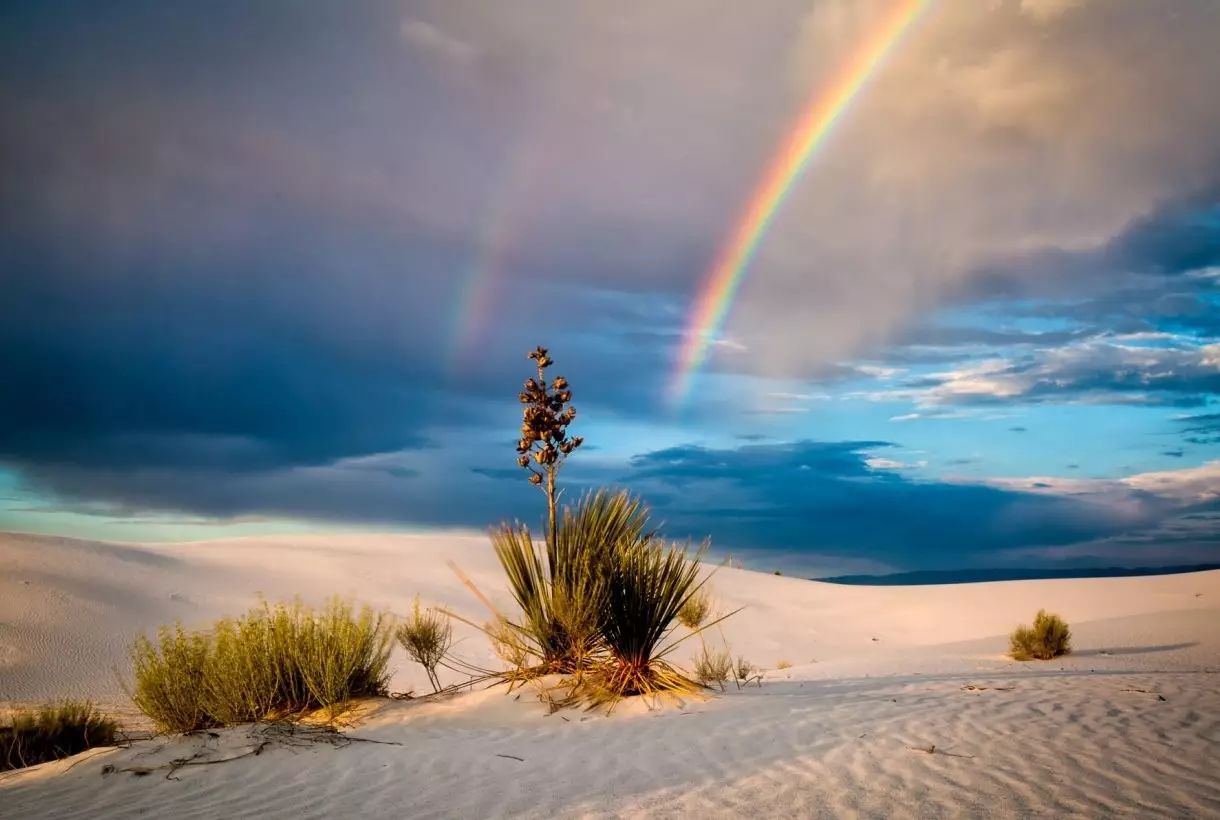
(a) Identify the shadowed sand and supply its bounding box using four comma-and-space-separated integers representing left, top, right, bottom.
2, 531, 1217, 817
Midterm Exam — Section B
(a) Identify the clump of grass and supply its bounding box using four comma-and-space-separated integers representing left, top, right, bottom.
1, 701, 118, 771
130, 598, 393, 733
692, 644, 732, 691
396, 599, 453, 692
677, 588, 712, 630
733, 656, 760, 689
1009, 610, 1071, 661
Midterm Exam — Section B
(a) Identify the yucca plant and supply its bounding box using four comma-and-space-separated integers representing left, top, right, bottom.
583, 538, 708, 706
490, 490, 653, 676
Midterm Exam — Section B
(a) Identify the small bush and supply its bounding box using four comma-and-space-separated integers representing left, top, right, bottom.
130, 598, 394, 733
733, 656, 760, 689
1, 701, 118, 771
292, 600, 394, 715
776, 659, 792, 670
1009, 610, 1071, 661
692, 645, 732, 690
677, 588, 712, 630
131, 625, 217, 733
396, 599, 453, 692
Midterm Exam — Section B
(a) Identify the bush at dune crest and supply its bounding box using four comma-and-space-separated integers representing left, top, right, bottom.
1, 701, 118, 771
1009, 610, 1071, 661
129, 598, 394, 733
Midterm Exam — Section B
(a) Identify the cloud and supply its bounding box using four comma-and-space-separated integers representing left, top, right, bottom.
1, 1, 1218, 570
1176, 412, 1220, 445
400, 18, 480, 65
615, 439, 1197, 571
1019, 0, 1087, 24
889, 335, 1220, 408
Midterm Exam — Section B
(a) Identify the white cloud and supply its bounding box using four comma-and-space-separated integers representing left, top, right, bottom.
1020, 0, 1087, 24
400, 18, 480, 65
978, 460, 1220, 511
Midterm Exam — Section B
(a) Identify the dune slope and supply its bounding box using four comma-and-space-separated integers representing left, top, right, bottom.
2, 531, 1218, 817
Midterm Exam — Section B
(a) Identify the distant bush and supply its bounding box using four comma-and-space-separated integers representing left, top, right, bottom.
1, 701, 118, 771
1009, 610, 1071, 661
677, 588, 712, 630
776, 659, 792, 670
130, 599, 393, 733
692, 645, 732, 690
733, 656, 760, 689
396, 599, 453, 692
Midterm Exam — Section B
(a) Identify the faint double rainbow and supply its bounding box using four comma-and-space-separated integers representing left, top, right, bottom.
668, 0, 929, 408
447, 134, 546, 373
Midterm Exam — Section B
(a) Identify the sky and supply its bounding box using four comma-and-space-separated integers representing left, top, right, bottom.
1, 0, 1218, 576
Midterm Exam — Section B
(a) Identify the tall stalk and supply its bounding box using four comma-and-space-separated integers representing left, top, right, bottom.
515, 346, 583, 549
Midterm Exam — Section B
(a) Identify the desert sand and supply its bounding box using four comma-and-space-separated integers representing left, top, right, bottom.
1, 530, 1218, 818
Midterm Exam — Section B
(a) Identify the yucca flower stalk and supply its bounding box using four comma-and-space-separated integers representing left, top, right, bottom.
516, 346, 583, 550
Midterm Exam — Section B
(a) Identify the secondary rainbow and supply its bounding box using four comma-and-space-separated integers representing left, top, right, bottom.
669, 0, 928, 407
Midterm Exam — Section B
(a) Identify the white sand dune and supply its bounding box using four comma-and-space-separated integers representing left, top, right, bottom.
2, 531, 1218, 817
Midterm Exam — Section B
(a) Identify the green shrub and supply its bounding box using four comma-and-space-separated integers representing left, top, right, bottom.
677, 588, 712, 630
131, 625, 217, 733
130, 598, 393, 732
292, 600, 394, 715
692, 645, 732, 690
1, 701, 118, 771
1009, 610, 1071, 661
396, 599, 453, 692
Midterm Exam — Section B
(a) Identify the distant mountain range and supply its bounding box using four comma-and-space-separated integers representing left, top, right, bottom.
816, 564, 1220, 586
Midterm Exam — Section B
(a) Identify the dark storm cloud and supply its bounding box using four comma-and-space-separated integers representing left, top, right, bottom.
616, 440, 1161, 570
1, 0, 1219, 573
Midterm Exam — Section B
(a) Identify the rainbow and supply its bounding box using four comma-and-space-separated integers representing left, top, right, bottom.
669, 0, 928, 407
448, 134, 546, 372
